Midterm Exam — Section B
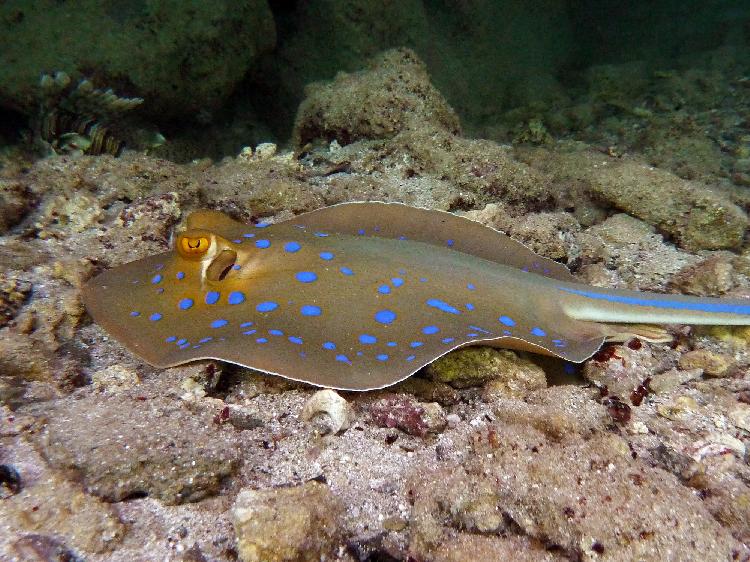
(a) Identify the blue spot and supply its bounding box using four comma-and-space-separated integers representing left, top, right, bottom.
165, 336, 177, 343
340, 267, 354, 276
422, 325, 440, 335
257, 301, 279, 312
179, 343, 190, 350
499, 316, 516, 327
177, 338, 188, 345
323, 342, 336, 350
426, 299, 461, 315
377, 354, 389, 361
314, 232, 329, 237
176, 271, 185, 280
243, 232, 256, 238
233, 239, 242, 244
289, 336, 303, 344
156, 288, 165, 294
467, 333, 478, 337
531, 327, 546, 337
387, 341, 397, 347
319, 251, 334, 261
228, 291, 245, 305
392, 278, 404, 287
336, 354, 351, 364
179, 298, 194, 310
301, 305, 322, 316
232, 264, 241, 270
406, 355, 416, 362
398, 235, 407, 240
359, 334, 377, 344
256, 239, 270, 249
378, 285, 391, 294
410, 341, 423, 348
199, 337, 213, 344
240, 321, 254, 328
469, 325, 491, 334
243, 329, 257, 335
300, 351, 307, 358
467, 283, 476, 290
296, 271, 317, 283
150, 313, 162, 321
256, 337, 268, 344
447, 239, 455, 247
152, 274, 162, 284
374, 226, 380, 232
285, 241, 301, 253
358, 229, 365, 235
357, 351, 363, 356
558, 286, 750, 315
466, 303, 475, 311
442, 337, 455, 344
269, 329, 283, 336
420, 277, 428, 283
130, 311, 140, 317
375, 309, 396, 324
502, 330, 512, 336
205, 291, 220, 305
211, 319, 228, 328
255, 222, 270, 228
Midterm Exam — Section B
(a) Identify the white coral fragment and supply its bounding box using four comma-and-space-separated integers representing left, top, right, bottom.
301, 389, 352, 435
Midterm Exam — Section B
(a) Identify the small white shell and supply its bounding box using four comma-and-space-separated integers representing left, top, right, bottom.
301, 389, 352, 435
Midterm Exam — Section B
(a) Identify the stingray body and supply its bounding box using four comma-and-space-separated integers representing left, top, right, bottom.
82, 202, 750, 390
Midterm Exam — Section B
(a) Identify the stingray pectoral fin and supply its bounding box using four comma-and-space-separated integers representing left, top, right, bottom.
483, 334, 606, 362
558, 284, 750, 326
287, 202, 577, 282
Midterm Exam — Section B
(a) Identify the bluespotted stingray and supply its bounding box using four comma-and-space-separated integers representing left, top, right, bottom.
82, 202, 750, 390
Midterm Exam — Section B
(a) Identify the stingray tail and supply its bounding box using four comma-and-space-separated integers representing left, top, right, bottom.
556, 284, 750, 326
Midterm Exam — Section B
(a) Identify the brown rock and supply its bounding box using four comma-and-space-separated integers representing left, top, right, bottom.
37, 390, 241, 504
232, 481, 344, 562
669, 255, 736, 296
678, 349, 733, 377
2, 470, 124, 553
0, 180, 35, 234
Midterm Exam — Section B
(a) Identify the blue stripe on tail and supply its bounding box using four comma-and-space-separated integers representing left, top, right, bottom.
558, 287, 750, 315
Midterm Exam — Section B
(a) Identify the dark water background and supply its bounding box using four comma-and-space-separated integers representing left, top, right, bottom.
0, 0, 747, 161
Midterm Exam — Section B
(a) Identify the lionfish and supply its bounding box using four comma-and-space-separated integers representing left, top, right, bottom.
35, 71, 160, 156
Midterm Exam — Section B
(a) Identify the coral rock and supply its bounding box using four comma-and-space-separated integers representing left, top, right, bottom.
369, 394, 446, 436
293, 48, 460, 147
427, 347, 546, 391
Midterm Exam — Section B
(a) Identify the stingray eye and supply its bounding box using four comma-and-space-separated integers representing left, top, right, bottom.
177, 235, 211, 258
